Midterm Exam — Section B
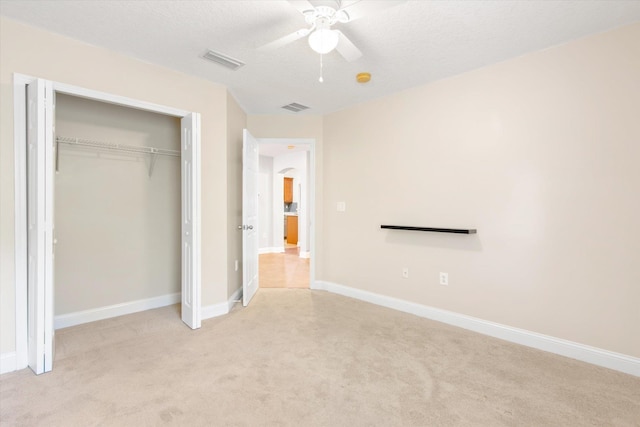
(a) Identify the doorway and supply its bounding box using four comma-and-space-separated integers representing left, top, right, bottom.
14, 75, 202, 374
53, 94, 181, 327
257, 139, 314, 289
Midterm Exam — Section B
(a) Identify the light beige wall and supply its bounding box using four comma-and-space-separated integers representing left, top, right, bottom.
0, 17, 230, 354
322, 23, 640, 357
247, 115, 324, 276
226, 94, 247, 299
54, 94, 181, 314
258, 155, 274, 249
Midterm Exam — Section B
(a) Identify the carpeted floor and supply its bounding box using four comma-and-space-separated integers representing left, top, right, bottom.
1, 289, 639, 426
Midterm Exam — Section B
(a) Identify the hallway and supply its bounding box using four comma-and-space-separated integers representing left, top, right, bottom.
259, 247, 309, 288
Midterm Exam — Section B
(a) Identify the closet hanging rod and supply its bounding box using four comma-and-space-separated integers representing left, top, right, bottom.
56, 136, 180, 157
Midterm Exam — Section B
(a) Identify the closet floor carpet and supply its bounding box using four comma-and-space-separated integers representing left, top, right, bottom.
1, 289, 639, 426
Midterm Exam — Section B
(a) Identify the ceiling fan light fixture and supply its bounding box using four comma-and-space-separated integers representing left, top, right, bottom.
308, 28, 339, 54
335, 10, 350, 23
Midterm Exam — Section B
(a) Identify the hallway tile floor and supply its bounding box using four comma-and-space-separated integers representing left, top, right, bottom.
259, 247, 309, 288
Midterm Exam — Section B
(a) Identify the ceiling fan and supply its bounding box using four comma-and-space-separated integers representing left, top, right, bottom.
260, 0, 405, 62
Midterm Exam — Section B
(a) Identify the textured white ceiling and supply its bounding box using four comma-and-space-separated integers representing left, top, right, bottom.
260, 141, 311, 158
2, 0, 640, 115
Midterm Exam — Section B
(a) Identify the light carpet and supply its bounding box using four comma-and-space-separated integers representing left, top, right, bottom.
1, 289, 639, 426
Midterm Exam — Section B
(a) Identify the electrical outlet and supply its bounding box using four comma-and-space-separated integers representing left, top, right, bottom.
402, 268, 409, 279
439, 272, 448, 286
337, 201, 346, 212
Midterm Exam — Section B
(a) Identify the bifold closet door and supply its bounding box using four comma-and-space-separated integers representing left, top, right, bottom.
180, 113, 201, 329
26, 79, 54, 374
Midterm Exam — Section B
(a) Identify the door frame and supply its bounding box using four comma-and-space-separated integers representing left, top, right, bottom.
13, 73, 202, 372
258, 138, 317, 287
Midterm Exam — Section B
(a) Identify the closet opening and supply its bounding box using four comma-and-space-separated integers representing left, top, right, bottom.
53, 94, 182, 329
15, 75, 202, 374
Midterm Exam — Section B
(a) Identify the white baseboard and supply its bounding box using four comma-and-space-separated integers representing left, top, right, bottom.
54, 287, 243, 329
54, 293, 181, 329
259, 247, 285, 254
1, 352, 17, 375
201, 302, 227, 320
314, 280, 640, 377
310, 280, 324, 291
299, 251, 310, 259
202, 287, 244, 320
228, 287, 243, 312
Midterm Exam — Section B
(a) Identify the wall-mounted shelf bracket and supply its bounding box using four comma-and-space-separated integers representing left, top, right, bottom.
148, 151, 158, 177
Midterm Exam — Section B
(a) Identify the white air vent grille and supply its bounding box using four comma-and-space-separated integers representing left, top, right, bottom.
282, 103, 310, 113
201, 49, 245, 71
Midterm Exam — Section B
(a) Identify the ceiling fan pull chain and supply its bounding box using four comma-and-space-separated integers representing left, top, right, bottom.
319, 53, 324, 83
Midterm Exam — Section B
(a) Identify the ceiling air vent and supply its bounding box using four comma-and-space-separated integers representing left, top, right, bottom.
281, 103, 310, 113
201, 49, 245, 71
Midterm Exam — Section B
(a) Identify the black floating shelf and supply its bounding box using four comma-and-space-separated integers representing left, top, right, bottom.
381, 225, 477, 234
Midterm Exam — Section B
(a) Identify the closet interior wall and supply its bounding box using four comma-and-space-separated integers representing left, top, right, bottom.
54, 94, 181, 319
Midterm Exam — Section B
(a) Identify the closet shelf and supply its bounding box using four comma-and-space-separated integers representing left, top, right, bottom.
56, 136, 180, 157
56, 136, 179, 177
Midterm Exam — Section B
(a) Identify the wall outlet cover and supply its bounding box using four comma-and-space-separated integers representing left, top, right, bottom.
439, 272, 448, 285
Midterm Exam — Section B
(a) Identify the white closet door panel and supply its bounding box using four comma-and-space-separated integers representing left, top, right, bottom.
26, 78, 54, 374
181, 113, 201, 329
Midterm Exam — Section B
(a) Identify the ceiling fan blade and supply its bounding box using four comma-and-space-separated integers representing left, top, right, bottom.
338, 0, 407, 22
288, 0, 315, 15
258, 28, 310, 51
335, 30, 362, 62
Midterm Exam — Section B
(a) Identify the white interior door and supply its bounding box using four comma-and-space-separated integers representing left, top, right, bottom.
180, 113, 202, 329
242, 129, 260, 306
26, 79, 54, 374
